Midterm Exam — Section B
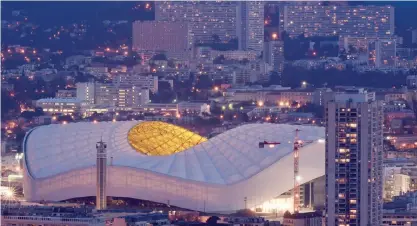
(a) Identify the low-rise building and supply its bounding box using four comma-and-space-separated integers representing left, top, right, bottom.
382, 212, 417, 226
36, 98, 82, 115
282, 211, 323, 226
56, 89, 76, 98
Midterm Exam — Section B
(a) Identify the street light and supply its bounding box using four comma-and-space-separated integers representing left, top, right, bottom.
257, 101, 264, 107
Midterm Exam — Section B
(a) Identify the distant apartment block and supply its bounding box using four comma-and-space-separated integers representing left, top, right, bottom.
237, 1, 265, 53
112, 73, 158, 93
283, 5, 394, 39
368, 39, 397, 68
155, 1, 238, 44
132, 21, 190, 56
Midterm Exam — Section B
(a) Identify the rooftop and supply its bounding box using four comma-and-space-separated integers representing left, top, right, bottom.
36, 98, 82, 103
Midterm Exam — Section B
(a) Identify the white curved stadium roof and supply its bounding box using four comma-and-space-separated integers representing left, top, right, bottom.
23, 121, 325, 212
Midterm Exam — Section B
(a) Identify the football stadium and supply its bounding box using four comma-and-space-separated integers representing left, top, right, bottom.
23, 121, 325, 212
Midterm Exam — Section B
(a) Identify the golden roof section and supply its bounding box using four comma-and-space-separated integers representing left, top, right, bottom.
128, 121, 207, 156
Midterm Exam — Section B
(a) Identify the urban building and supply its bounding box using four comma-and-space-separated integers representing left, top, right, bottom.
36, 98, 82, 115
406, 75, 417, 89
76, 82, 96, 104
382, 212, 417, 226
115, 85, 150, 109
56, 89, 76, 98
368, 39, 397, 68
412, 29, 417, 45
155, 1, 238, 44
263, 40, 285, 73
237, 1, 265, 53
211, 50, 258, 61
95, 83, 117, 106
282, 211, 323, 226
112, 213, 170, 226
177, 101, 210, 115
279, 90, 314, 106
313, 88, 333, 107
23, 123, 325, 212
132, 21, 191, 57
1, 206, 169, 226
325, 90, 384, 225
84, 66, 109, 78
76, 82, 150, 109
113, 74, 158, 93
384, 167, 411, 201
283, 4, 394, 39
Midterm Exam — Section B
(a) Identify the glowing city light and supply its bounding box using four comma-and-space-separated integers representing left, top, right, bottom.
258, 101, 264, 107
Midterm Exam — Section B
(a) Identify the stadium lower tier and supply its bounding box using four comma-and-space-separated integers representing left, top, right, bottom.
23, 121, 325, 212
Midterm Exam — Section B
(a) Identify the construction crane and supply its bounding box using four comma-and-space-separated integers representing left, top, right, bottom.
293, 129, 314, 213
258, 129, 314, 213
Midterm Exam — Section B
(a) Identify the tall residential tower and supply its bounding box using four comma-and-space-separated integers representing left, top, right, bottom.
237, 1, 265, 53
325, 90, 383, 226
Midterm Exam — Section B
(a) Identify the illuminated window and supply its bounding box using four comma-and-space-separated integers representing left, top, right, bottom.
338, 193, 345, 199
349, 123, 357, 128
349, 199, 357, 204
339, 148, 349, 153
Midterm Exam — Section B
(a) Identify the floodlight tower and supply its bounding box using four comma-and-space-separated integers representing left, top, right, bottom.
96, 139, 107, 210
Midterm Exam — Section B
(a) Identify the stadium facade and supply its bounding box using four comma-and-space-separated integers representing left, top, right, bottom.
23, 121, 325, 212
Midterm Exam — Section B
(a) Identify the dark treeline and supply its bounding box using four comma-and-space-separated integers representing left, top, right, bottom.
281, 65, 408, 89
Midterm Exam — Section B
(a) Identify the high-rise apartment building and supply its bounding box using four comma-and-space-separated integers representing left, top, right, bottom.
283, 4, 394, 39
263, 40, 285, 73
155, 1, 238, 44
325, 90, 384, 226
412, 29, 417, 45
368, 39, 397, 68
132, 21, 191, 57
237, 1, 265, 53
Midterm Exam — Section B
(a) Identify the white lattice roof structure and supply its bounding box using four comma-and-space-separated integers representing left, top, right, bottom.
23, 121, 325, 212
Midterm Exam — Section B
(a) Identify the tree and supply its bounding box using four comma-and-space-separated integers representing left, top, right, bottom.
195, 74, 213, 89
348, 44, 357, 54
206, 216, 220, 226
212, 34, 221, 43
1, 91, 18, 118
269, 71, 281, 85
283, 211, 292, 218
152, 53, 167, 61
20, 111, 38, 120
213, 55, 225, 64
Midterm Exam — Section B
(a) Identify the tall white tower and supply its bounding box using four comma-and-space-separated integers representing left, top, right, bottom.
325, 90, 383, 226
96, 139, 107, 210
